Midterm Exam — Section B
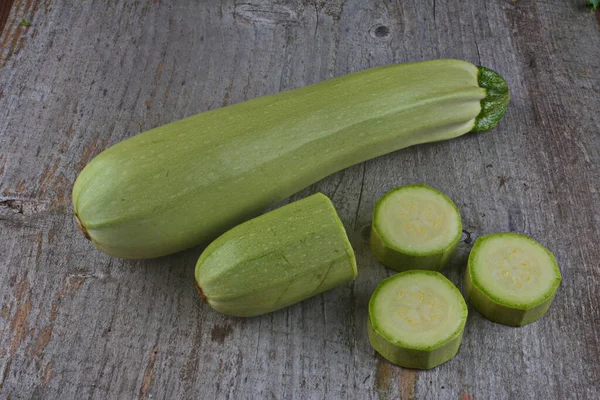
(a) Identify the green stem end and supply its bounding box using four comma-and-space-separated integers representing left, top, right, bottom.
472, 66, 510, 132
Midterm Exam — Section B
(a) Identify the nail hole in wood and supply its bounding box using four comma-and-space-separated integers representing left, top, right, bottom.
374, 25, 390, 37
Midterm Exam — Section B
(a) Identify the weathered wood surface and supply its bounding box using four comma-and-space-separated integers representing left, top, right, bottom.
0, 1, 16, 38
1, 0, 599, 399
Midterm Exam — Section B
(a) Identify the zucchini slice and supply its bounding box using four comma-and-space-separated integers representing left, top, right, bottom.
370, 184, 462, 271
465, 233, 562, 326
368, 270, 468, 369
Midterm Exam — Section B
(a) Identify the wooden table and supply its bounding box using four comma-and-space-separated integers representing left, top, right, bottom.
1, 1, 599, 399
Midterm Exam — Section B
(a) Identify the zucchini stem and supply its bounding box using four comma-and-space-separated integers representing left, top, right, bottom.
473, 66, 510, 132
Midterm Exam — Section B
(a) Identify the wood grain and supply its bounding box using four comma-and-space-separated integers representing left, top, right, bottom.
1, 0, 599, 399
0, 0, 15, 38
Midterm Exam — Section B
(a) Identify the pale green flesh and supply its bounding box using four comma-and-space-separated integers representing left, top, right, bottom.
466, 233, 562, 326
370, 184, 462, 271
73, 59, 492, 258
471, 234, 559, 307
370, 271, 466, 349
369, 271, 467, 369
374, 185, 461, 253
195, 193, 357, 317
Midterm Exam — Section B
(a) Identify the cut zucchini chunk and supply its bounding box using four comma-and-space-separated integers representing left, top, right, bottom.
368, 270, 468, 370
195, 193, 357, 317
465, 233, 562, 327
370, 184, 462, 271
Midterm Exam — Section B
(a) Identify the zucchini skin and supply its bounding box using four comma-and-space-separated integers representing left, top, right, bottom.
367, 317, 464, 370
195, 193, 357, 317
73, 59, 509, 258
464, 267, 558, 326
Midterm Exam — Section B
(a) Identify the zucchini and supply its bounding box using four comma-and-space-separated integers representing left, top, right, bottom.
368, 270, 468, 369
465, 233, 562, 326
72, 59, 509, 258
370, 184, 462, 271
194, 193, 357, 317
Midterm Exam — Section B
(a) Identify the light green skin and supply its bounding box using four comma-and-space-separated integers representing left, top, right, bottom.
72, 59, 509, 259
369, 184, 462, 272
368, 271, 468, 370
194, 193, 357, 317
465, 233, 562, 327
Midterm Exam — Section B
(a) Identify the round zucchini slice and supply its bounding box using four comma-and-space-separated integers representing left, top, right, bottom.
465, 233, 562, 327
368, 270, 468, 370
370, 184, 462, 271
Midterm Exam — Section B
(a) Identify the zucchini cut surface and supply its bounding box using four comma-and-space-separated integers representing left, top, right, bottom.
368, 270, 467, 369
370, 184, 462, 271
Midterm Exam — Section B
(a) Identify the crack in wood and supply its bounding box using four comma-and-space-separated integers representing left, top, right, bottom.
0, 197, 50, 216
234, 3, 298, 25
138, 344, 159, 400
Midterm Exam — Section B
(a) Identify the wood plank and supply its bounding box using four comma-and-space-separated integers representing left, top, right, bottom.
0, 0, 15, 38
1, 0, 599, 399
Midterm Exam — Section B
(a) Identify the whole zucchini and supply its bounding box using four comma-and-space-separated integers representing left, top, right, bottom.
73, 59, 509, 258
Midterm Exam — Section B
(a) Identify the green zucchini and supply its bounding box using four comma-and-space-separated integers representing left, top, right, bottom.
72, 59, 509, 258
368, 270, 468, 369
370, 184, 462, 271
465, 233, 562, 326
194, 193, 357, 317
